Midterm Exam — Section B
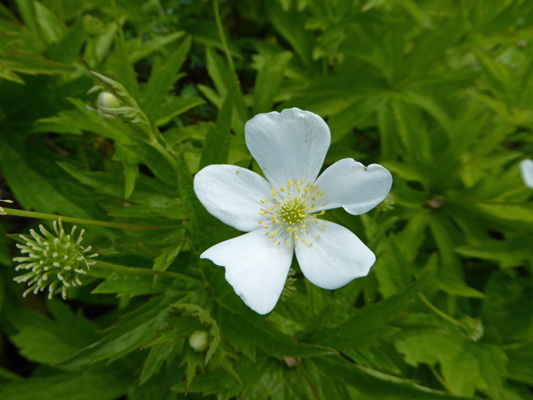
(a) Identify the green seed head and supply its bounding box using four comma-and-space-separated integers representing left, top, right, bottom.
12, 219, 97, 300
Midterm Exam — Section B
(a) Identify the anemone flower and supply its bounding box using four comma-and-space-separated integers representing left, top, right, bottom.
194, 108, 392, 314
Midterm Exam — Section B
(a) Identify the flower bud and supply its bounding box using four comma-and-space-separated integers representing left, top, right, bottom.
188, 330, 209, 352
97, 91, 121, 109
459, 316, 484, 342
12, 219, 97, 300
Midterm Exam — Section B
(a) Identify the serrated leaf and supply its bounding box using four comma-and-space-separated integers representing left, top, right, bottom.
310, 269, 434, 350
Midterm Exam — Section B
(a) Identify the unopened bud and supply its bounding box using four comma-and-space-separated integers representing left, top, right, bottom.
97, 91, 121, 109
189, 330, 209, 352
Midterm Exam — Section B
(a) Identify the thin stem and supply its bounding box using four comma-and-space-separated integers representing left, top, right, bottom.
429, 365, 452, 393
306, 279, 315, 316
454, 199, 532, 206
92, 260, 203, 283
213, 0, 237, 81
418, 293, 459, 326
0, 207, 166, 230
297, 361, 321, 400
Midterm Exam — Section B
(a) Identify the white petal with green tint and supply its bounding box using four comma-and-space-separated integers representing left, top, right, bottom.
245, 108, 331, 186
314, 159, 392, 215
295, 221, 375, 290
194, 165, 271, 232
520, 159, 533, 189
201, 229, 293, 314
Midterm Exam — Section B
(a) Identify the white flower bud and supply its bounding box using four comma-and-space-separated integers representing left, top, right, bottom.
188, 330, 209, 352
97, 91, 121, 109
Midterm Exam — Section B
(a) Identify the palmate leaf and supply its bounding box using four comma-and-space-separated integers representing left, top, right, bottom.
395, 331, 507, 398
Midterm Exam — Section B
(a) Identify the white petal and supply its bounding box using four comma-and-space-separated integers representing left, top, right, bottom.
520, 159, 533, 189
201, 229, 293, 314
313, 159, 392, 215
295, 221, 375, 290
194, 165, 271, 232
245, 108, 331, 186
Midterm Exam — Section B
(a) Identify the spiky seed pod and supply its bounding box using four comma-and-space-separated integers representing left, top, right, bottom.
12, 219, 97, 300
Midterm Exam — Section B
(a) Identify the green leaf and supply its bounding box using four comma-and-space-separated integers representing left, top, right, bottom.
33, 1, 65, 44
314, 357, 477, 400
199, 85, 234, 168
396, 332, 507, 398
215, 287, 337, 359
0, 136, 109, 223
267, 1, 313, 66
253, 51, 293, 114
154, 96, 205, 127
0, 366, 133, 400
310, 270, 434, 350
59, 294, 174, 367
8, 301, 100, 365
141, 36, 192, 114
113, 145, 139, 199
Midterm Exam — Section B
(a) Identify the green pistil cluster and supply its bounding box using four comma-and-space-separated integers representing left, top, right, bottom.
279, 198, 307, 225
12, 219, 97, 299
258, 180, 327, 248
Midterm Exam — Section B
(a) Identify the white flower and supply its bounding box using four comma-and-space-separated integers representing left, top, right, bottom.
194, 108, 392, 314
520, 159, 533, 189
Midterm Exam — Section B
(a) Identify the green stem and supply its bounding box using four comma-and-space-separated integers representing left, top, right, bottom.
150, 139, 178, 171
306, 279, 315, 316
297, 361, 321, 400
0, 207, 165, 230
418, 293, 459, 326
429, 365, 452, 393
454, 199, 532, 206
92, 260, 203, 283
213, 0, 237, 81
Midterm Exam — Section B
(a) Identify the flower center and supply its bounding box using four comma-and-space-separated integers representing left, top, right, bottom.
279, 197, 307, 226
258, 179, 327, 248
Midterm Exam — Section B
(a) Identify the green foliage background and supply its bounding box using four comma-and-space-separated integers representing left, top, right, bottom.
0, 0, 532, 399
